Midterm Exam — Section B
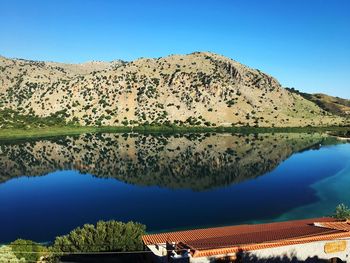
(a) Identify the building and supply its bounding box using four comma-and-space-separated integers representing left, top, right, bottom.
142, 218, 350, 263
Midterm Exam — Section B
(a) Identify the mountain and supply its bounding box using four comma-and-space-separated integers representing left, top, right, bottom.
0, 52, 348, 128
286, 89, 350, 117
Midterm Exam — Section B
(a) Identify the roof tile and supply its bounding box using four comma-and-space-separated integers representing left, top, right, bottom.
143, 217, 350, 258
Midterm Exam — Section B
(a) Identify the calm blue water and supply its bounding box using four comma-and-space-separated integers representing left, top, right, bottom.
0, 133, 349, 243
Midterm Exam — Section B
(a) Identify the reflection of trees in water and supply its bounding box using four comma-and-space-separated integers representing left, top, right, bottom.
0, 133, 330, 190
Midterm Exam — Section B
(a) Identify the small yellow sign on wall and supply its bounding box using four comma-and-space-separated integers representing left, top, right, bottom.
324, 241, 347, 254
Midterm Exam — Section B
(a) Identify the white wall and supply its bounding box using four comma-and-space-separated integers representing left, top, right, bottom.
149, 239, 350, 263
244, 238, 350, 262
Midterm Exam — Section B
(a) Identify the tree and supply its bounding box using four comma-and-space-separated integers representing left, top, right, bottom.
9, 239, 47, 262
333, 204, 350, 220
51, 220, 146, 254
0, 245, 25, 262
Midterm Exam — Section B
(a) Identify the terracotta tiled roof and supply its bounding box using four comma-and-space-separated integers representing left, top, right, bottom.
314, 221, 350, 232
143, 217, 350, 258
192, 231, 350, 258
142, 217, 337, 245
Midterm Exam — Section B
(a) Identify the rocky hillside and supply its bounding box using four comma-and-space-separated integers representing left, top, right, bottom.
0, 52, 347, 128
286, 89, 350, 117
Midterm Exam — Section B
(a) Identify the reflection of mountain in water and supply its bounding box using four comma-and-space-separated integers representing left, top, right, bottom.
0, 133, 333, 190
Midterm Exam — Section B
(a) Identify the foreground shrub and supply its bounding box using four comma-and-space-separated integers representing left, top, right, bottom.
9, 239, 47, 262
51, 220, 146, 254
333, 203, 350, 220
0, 245, 25, 262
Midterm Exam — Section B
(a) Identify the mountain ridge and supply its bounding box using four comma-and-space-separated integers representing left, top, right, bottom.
0, 52, 348, 128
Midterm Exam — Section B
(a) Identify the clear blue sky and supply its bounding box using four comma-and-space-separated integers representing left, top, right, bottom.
0, 0, 349, 98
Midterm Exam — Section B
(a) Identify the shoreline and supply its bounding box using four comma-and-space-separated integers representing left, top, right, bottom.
0, 125, 349, 141
335, 136, 350, 141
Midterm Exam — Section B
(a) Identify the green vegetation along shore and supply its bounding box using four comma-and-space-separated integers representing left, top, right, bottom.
1, 220, 146, 263
0, 125, 350, 141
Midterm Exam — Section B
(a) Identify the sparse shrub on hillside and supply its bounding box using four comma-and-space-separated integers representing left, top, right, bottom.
226, 99, 235, 107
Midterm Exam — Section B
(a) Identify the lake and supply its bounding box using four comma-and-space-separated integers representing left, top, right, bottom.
0, 132, 349, 243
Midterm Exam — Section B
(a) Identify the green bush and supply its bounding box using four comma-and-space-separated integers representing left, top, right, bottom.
0, 245, 25, 262
51, 220, 146, 253
333, 203, 350, 219
0, 108, 67, 129
9, 239, 47, 262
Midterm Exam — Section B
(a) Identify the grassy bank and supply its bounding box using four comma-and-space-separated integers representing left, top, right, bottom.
132, 125, 350, 134
0, 126, 130, 141
0, 125, 349, 141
